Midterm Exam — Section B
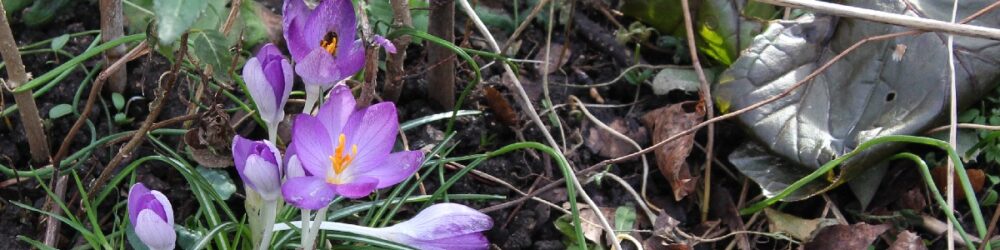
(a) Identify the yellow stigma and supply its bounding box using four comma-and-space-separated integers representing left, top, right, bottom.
319, 31, 339, 56
327, 134, 357, 183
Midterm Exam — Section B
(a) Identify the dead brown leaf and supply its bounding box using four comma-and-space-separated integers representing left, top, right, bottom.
563, 204, 617, 243
803, 223, 890, 250
896, 187, 927, 211
641, 101, 704, 200
888, 231, 927, 250
586, 118, 648, 159
535, 43, 571, 76
764, 208, 837, 241
185, 104, 235, 168
931, 167, 985, 198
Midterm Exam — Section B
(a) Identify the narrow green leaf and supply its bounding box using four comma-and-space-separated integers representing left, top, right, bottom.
190, 30, 232, 81
50, 34, 69, 51
48, 104, 73, 119
153, 0, 208, 44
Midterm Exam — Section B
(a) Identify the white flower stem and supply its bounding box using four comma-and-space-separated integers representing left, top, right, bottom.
303, 84, 322, 114
307, 207, 329, 247
266, 123, 278, 145
256, 201, 278, 250
300, 209, 313, 250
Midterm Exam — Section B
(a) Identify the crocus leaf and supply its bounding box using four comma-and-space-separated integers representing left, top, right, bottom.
48, 104, 73, 119
189, 30, 232, 81
153, 0, 208, 44
196, 166, 236, 200
50, 34, 69, 51
715, 0, 1000, 201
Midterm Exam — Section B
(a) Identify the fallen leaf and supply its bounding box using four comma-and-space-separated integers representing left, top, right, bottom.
931, 167, 985, 198
764, 208, 837, 241
185, 104, 236, 168
896, 187, 927, 211
803, 223, 890, 250
587, 118, 648, 159
641, 101, 704, 200
649, 67, 708, 95
535, 43, 571, 76
888, 231, 927, 250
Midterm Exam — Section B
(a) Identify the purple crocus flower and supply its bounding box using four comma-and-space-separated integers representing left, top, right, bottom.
128, 183, 175, 250
283, 0, 364, 87
281, 85, 423, 209
243, 43, 293, 132
232, 135, 283, 201
379, 203, 493, 250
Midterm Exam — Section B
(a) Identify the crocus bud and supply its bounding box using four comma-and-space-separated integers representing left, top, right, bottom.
373, 35, 397, 54
233, 135, 284, 201
128, 183, 175, 250
243, 43, 293, 132
380, 203, 492, 250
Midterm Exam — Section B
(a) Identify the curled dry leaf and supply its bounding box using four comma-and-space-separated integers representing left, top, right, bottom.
763, 208, 837, 242
483, 86, 518, 126
641, 101, 704, 200
803, 223, 890, 250
888, 231, 927, 250
586, 118, 648, 159
931, 167, 985, 198
535, 43, 572, 76
184, 104, 236, 168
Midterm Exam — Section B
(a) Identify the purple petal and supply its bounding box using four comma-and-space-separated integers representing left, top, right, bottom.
134, 210, 176, 250
243, 57, 278, 124
374, 35, 397, 54
281, 176, 337, 209
242, 155, 283, 200
333, 175, 378, 198
402, 232, 490, 250
302, 0, 357, 52
341, 102, 398, 173
334, 39, 366, 80
231, 135, 255, 175
286, 155, 306, 178
149, 190, 174, 224
316, 85, 356, 136
282, 0, 311, 61
390, 203, 493, 240
290, 115, 333, 176
356, 150, 423, 189
295, 48, 340, 86
128, 183, 152, 223
262, 60, 287, 108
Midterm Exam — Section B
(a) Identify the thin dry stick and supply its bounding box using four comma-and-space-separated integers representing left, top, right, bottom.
220, 0, 243, 35
679, 0, 715, 222
925, 123, 1000, 134
91, 36, 186, 193
455, 1, 622, 249
500, 0, 552, 53
977, 200, 1000, 250
569, 95, 660, 213
100, 0, 128, 93
383, 0, 413, 101
0, 0, 51, 163
356, 0, 379, 107
756, 0, 1000, 40
946, 1, 961, 249
602, 173, 657, 225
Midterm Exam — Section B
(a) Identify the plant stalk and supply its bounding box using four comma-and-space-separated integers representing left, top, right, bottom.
99, 0, 127, 92
383, 0, 413, 101
0, 0, 51, 163
427, 0, 455, 109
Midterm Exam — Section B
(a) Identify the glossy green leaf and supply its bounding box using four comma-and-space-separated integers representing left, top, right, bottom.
175, 225, 204, 250
48, 104, 73, 119
195, 166, 236, 200
190, 30, 232, 81
111, 92, 125, 110
3, 0, 33, 14
620, 0, 683, 35
153, 0, 208, 44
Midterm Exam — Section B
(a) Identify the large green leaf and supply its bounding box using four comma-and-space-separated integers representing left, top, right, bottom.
190, 30, 233, 81
716, 0, 1000, 200
154, 0, 209, 44
620, 0, 683, 35
696, 0, 775, 65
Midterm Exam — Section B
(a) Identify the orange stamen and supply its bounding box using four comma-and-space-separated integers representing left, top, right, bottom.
327, 134, 358, 184
319, 31, 339, 56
